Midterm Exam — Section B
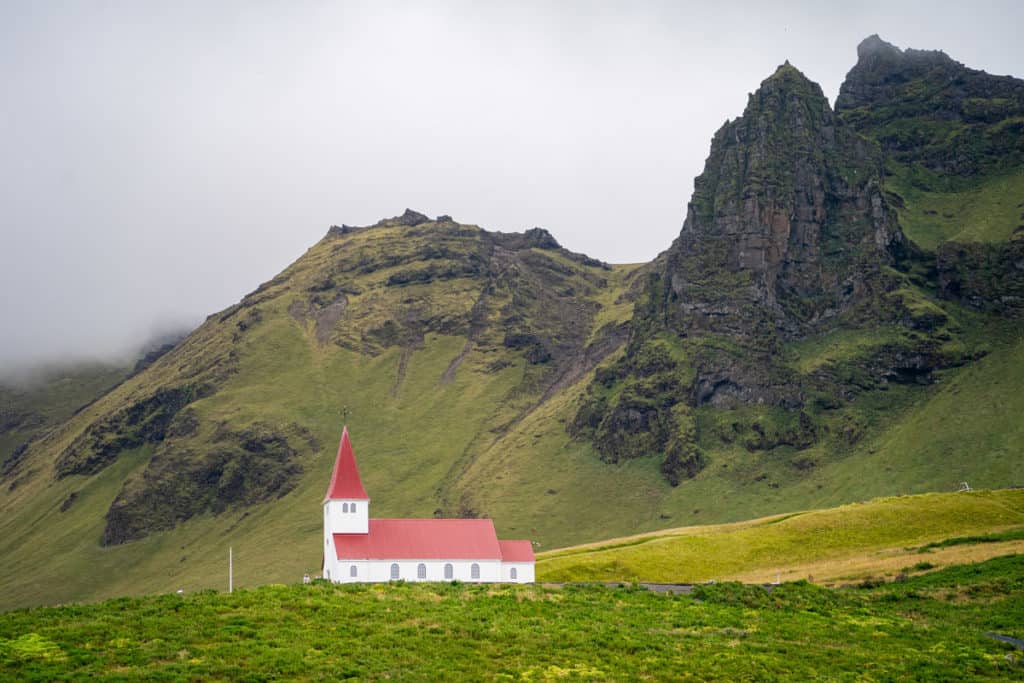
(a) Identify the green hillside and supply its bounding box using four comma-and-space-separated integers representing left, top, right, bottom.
2, 557, 1023, 680
0, 214, 649, 610
2, 35, 1023, 611
1, 363, 129, 480
884, 165, 1024, 250
537, 489, 1024, 583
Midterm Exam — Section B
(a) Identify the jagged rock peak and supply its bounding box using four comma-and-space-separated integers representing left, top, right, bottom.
856, 34, 904, 61
328, 209, 437, 237
757, 61, 826, 100
376, 208, 432, 227
836, 35, 961, 111
854, 34, 953, 67
662, 58, 902, 340
522, 227, 560, 249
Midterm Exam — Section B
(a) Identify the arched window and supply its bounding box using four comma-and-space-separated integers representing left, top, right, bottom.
510, 567, 517, 580
350, 565, 357, 578
471, 563, 480, 580
342, 502, 349, 513
444, 563, 453, 580
390, 563, 400, 580
350, 503, 357, 514
417, 563, 427, 579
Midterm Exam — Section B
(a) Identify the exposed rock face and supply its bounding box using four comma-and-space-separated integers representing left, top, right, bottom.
380, 208, 432, 227
836, 35, 1024, 179
663, 63, 903, 341
837, 35, 1024, 113
835, 35, 958, 112
652, 62, 909, 411
837, 35, 1024, 315
571, 42, 1024, 487
572, 63, 914, 482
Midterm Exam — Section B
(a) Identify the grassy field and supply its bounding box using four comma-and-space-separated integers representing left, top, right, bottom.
886, 165, 1024, 251
537, 489, 1024, 584
1, 555, 1022, 680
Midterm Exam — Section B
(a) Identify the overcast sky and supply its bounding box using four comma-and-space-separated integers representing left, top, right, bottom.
1, 1, 1022, 371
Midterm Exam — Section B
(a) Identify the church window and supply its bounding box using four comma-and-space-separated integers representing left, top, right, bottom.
390, 563, 400, 580
510, 568, 518, 580
342, 502, 349, 513
471, 563, 480, 580
350, 503, 357, 514
444, 563, 453, 579
417, 563, 426, 579
350, 565, 357, 578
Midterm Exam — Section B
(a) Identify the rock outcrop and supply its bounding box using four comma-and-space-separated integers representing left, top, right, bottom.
571, 39, 1024, 486
572, 62, 926, 482
936, 238, 1024, 315
837, 35, 1024, 316
837, 35, 1024, 180
662, 62, 904, 341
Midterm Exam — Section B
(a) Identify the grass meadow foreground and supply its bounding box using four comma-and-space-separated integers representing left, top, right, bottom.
1, 555, 1023, 681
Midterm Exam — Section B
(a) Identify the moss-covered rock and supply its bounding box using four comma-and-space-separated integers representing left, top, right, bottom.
101, 422, 313, 546
55, 385, 214, 478
936, 239, 1024, 315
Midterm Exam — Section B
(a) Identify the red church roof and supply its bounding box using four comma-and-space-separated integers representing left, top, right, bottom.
498, 540, 535, 563
333, 519, 503, 560
324, 427, 369, 501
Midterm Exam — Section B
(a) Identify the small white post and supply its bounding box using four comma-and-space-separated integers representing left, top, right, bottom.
229, 546, 233, 594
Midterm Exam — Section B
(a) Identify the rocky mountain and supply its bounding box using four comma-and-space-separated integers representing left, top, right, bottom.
837, 34, 1024, 183
570, 55, 998, 486
1, 36, 1022, 610
836, 35, 1024, 316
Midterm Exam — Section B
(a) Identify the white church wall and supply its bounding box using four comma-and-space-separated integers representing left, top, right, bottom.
502, 562, 535, 583
325, 559, 504, 583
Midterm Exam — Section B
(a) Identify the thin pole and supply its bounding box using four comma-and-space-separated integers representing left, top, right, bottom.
229, 546, 233, 594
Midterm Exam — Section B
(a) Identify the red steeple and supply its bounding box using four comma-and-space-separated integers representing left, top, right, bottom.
324, 426, 369, 501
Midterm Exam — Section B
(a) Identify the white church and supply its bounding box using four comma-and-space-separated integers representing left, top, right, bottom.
321, 427, 535, 583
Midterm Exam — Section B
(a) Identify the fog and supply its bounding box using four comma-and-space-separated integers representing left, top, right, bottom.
1, 1, 1021, 372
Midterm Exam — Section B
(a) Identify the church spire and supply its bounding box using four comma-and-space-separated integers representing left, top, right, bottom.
324, 426, 369, 501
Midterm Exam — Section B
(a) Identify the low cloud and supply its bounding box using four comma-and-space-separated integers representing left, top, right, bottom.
1, 1, 1021, 372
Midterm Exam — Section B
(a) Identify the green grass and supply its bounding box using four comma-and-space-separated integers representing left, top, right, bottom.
887, 165, 1024, 250
1, 556, 1023, 680
783, 325, 902, 373
917, 528, 1024, 553
537, 489, 1024, 582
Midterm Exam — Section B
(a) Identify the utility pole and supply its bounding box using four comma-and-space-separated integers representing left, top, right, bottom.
229, 546, 233, 594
